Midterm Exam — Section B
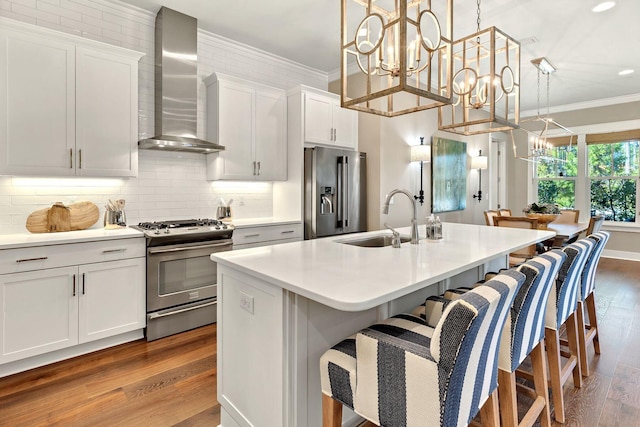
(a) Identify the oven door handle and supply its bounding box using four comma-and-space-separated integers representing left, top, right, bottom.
148, 300, 217, 320
148, 241, 232, 254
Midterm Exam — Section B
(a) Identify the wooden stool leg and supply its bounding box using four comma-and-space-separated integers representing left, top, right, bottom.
480, 389, 500, 427
576, 300, 590, 377
586, 292, 601, 354
545, 327, 565, 424
322, 394, 342, 427
498, 369, 518, 427
566, 312, 583, 387
531, 340, 552, 427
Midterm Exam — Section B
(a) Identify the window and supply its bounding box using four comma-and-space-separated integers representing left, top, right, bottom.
533, 130, 640, 223
588, 140, 639, 222
535, 142, 578, 209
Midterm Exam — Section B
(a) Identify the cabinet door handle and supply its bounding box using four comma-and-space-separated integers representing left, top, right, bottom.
102, 248, 127, 254
16, 256, 48, 263
281, 230, 294, 234
244, 233, 261, 238
78, 149, 82, 169
69, 148, 73, 169
253, 161, 257, 175
330, 127, 333, 141
257, 161, 261, 176
334, 128, 337, 141
82, 273, 85, 295
72, 274, 76, 297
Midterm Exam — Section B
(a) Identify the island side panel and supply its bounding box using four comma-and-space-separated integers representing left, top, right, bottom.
217, 266, 285, 427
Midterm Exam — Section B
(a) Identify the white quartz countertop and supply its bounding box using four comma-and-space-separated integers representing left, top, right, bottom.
211, 222, 554, 312
0, 227, 144, 250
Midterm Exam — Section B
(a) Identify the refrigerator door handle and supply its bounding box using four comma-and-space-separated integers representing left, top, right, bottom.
336, 156, 343, 228
343, 156, 349, 228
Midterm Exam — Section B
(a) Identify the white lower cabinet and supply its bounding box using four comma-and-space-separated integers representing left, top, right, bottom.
0, 238, 145, 368
78, 258, 145, 344
0, 266, 78, 364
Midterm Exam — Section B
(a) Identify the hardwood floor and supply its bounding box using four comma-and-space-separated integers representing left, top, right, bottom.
0, 257, 638, 426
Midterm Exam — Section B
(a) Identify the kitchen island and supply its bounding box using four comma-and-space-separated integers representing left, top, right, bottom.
211, 223, 554, 427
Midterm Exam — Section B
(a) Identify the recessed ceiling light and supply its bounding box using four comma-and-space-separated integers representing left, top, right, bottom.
619, 69, 635, 76
592, 1, 615, 12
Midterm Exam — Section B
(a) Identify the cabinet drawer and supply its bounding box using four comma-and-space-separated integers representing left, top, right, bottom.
0, 238, 145, 275
233, 223, 303, 246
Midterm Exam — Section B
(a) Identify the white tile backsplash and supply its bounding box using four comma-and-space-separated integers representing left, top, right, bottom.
0, 0, 324, 234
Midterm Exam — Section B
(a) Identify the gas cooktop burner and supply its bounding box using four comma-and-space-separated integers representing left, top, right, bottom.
131, 218, 234, 246
135, 218, 228, 230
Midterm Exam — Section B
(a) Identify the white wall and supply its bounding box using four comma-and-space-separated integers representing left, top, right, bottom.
376, 110, 490, 230
0, 0, 327, 234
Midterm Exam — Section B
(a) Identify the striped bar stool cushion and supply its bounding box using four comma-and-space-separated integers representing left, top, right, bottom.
580, 232, 610, 301
546, 239, 595, 331
320, 270, 525, 427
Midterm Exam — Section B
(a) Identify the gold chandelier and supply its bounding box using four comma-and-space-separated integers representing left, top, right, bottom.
340, 0, 453, 117
438, 0, 520, 135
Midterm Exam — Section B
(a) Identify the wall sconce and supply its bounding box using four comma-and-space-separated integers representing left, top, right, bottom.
411, 137, 431, 205
471, 150, 488, 202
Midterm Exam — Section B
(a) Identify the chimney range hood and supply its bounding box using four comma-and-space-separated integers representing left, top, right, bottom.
138, 7, 224, 153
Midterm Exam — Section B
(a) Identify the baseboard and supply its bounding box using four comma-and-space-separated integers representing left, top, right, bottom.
0, 329, 144, 378
602, 249, 640, 261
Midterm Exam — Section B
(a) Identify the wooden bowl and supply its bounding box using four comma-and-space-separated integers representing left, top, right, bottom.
525, 213, 559, 229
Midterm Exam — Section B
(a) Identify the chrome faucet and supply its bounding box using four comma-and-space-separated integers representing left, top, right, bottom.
382, 189, 419, 244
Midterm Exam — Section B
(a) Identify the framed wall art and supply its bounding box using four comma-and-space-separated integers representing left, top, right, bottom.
431, 137, 467, 213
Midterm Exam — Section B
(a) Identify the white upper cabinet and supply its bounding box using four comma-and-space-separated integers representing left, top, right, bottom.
0, 18, 143, 177
205, 73, 287, 181
302, 88, 358, 150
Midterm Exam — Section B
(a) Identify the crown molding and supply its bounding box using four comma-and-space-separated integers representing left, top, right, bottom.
521, 93, 640, 118
198, 30, 328, 84
97, 0, 156, 20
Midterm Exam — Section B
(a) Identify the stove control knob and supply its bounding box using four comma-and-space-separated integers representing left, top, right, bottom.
153, 229, 161, 235
221, 224, 228, 229
164, 228, 170, 234
215, 225, 220, 230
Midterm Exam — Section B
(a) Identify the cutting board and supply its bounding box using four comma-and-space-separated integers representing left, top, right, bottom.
26, 201, 100, 233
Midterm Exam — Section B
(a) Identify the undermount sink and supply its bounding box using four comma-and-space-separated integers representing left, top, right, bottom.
339, 234, 411, 248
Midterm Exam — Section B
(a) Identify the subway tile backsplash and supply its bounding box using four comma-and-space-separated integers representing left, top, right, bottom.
0, 151, 274, 234
0, 0, 326, 234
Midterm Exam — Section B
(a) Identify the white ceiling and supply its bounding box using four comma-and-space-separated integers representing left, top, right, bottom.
120, 0, 640, 115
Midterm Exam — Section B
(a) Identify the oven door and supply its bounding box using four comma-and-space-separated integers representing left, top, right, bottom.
146, 239, 232, 312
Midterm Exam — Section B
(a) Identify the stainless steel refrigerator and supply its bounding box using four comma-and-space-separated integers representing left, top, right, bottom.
304, 147, 367, 239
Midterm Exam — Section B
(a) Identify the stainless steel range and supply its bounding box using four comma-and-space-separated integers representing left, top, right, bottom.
132, 219, 233, 341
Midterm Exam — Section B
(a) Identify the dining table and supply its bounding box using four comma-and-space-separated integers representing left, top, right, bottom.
547, 221, 590, 247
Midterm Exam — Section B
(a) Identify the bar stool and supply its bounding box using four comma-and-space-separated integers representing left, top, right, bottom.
576, 232, 610, 376
319, 270, 526, 427
420, 251, 566, 427
526, 239, 595, 423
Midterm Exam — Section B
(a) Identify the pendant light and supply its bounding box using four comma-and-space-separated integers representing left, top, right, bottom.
438, 0, 520, 135
340, 0, 454, 117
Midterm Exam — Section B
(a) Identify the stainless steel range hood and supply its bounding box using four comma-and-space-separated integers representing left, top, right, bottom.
138, 7, 224, 153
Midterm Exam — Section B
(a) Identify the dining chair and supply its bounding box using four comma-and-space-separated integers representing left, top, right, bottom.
484, 209, 500, 226
320, 270, 526, 427
585, 215, 605, 235
499, 208, 512, 216
494, 216, 539, 266
575, 232, 610, 377
554, 209, 580, 224
417, 251, 567, 427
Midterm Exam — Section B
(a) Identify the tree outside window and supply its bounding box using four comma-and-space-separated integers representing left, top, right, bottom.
588, 141, 639, 222
536, 144, 577, 208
